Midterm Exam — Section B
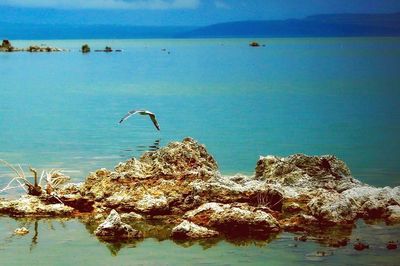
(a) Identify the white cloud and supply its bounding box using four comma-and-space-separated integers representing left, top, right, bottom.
214, 0, 229, 9
0, 0, 201, 9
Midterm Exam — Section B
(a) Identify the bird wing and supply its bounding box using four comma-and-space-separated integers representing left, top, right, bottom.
119, 110, 140, 123
148, 113, 160, 131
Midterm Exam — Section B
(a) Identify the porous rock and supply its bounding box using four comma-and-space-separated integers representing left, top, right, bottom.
120, 211, 144, 221
171, 220, 219, 239
114, 137, 218, 180
14, 227, 29, 235
387, 205, 400, 223
135, 194, 169, 214
0, 195, 73, 216
184, 202, 280, 232
255, 154, 358, 192
94, 209, 142, 239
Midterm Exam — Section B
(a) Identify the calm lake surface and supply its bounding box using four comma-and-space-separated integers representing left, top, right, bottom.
1, 38, 400, 264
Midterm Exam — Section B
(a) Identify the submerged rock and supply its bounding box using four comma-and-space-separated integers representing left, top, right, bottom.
387, 241, 398, 250
94, 209, 143, 239
353, 240, 369, 251
171, 220, 219, 239
14, 227, 29, 235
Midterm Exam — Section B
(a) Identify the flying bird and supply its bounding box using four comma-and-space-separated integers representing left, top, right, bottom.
119, 110, 160, 130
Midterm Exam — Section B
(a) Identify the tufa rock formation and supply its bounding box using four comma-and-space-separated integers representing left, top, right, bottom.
0, 195, 73, 217
0, 40, 66, 52
171, 220, 219, 239
1, 137, 399, 244
94, 209, 143, 239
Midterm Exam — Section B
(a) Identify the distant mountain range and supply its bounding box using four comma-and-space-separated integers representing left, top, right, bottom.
178, 12, 400, 38
1, 12, 400, 39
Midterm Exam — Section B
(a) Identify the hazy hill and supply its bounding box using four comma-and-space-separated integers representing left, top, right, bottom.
178, 12, 400, 37
1, 13, 400, 39
0, 24, 194, 40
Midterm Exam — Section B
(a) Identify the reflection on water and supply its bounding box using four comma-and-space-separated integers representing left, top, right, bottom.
30, 220, 38, 251
0, 217, 70, 252
136, 139, 161, 152
0, 216, 399, 264
120, 139, 161, 159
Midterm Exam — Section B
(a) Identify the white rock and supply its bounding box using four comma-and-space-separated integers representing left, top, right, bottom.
94, 209, 142, 239
171, 220, 219, 239
14, 227, 29, 235
135, 194, 169, 213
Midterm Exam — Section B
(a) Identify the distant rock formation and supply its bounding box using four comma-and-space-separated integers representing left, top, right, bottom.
0, 40, 15, 52
81, 44, 90, 53
249, 41, 260, 47
0, 40, 66, 52
26, 45, 65, 52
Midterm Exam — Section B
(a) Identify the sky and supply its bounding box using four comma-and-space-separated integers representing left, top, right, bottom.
0, 0, 400, 26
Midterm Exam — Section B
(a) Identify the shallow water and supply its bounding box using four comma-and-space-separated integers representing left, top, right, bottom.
1, 37, 400, 264
0, 217, 399, 265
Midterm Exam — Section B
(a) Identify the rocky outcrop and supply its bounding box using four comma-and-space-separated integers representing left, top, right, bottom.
0, 40, 66, 52
94, 210, 143, 240
114, 137, 218, 180
386, 205, 400, 223
0, 195, 73, 217
26, 46, 65, 52
0, 40, 15, 52
171, 220, 219, 239
1, 137, 399, 244
255, 154, 359, 192
82, 138, 218, 214
134, 194, 169, 214
184, 202, 280, 233
81, 44, 90, 53
120, 211, 144, 221
249, 41, 260, 47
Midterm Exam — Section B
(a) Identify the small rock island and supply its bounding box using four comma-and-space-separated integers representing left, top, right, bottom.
0, 138, 399, 246
0, 39, 65, 52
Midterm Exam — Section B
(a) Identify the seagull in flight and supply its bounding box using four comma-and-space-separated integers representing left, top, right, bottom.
119, 110, 160, 130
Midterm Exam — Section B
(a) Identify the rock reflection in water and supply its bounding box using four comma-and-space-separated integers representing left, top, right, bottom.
136, 139, 161, 152
120, 139, 161, 158
0, 217, 71, 252
1, 216, 399, 263
78, 213, 281, 255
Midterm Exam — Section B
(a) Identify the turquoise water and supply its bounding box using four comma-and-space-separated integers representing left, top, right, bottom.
1, 38, 400, 264
1, 38, 400, 186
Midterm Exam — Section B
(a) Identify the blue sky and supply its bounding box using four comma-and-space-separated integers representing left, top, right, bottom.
1, 0, 400, 26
